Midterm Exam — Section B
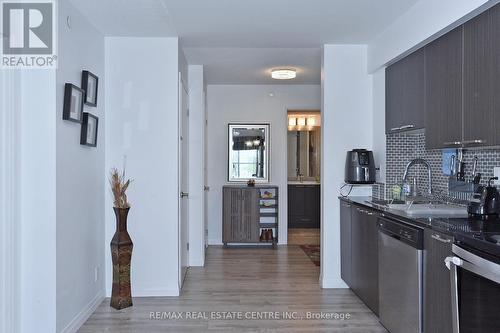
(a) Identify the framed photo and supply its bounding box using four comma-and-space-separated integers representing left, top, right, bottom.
81, 70, 98, 107
80, 113, 99, 147
63, 83, 84, 123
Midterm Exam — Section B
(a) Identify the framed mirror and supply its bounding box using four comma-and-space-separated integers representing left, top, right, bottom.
228, 124, 269, 183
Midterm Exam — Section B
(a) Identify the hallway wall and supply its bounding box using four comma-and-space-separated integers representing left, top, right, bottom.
206, 84, 321, 245
56, 1, 106, 331
105, 37, 182, 297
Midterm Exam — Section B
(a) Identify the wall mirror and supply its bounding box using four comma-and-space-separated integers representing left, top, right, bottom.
228, 124, 270, 183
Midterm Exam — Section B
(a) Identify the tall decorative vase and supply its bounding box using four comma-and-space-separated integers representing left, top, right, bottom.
110, 207, 133, 310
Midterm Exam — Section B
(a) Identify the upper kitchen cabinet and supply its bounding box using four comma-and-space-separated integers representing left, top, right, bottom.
385, 49, 425, 134
463, 6, 500, 147
424, 26, 463, 149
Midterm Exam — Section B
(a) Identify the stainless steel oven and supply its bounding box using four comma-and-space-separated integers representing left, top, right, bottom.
445, 243, 500, 333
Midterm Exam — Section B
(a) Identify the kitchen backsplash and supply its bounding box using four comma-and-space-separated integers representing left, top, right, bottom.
373, 131, 500, 200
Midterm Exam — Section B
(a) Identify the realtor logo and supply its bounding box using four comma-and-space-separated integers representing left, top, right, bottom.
1, 0, 57, 68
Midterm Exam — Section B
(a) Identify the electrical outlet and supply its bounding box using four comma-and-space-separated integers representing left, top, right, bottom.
94, 267, 99, 282
494, 167, 500, 185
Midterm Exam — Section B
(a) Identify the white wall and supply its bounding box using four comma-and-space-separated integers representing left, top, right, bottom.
368, 0, 496, 71
56, 2, 106, 331
188, 65, 206, 266
206, 85, 321, 245
105, 37, 181, 297
19, 70, 57, 333
321, 45, 373, 288
372, 69, 386, 183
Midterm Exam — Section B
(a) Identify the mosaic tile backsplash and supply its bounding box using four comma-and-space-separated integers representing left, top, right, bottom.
375, 131, 500, 200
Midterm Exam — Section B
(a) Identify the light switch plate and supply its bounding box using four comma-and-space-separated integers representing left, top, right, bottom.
494, 167, 500, 185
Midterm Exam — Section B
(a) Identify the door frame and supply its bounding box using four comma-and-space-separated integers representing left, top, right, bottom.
178, 72, 189, 289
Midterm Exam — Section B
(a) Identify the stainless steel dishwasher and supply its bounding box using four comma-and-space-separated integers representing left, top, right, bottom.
378, 217, 424, 333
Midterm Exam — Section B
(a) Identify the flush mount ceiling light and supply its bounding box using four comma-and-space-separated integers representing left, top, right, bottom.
271, 69, 296, 80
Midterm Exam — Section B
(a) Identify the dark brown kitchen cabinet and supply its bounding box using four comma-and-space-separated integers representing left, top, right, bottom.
424, 26, 464, 149
463, 6, 500, 147
340, 201, 352, 287
385, 48, 425, 134
350, 205, 379, 316
288, 185, 320, 228
423, 229, 453, 333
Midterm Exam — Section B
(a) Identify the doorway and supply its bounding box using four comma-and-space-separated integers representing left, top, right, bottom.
287, 110, 321, 249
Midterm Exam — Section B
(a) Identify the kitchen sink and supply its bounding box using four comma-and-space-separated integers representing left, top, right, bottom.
387, 203, 468, 217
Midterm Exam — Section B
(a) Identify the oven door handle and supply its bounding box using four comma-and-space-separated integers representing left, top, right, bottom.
445, 256, 463, 270
445, 256, 461, 333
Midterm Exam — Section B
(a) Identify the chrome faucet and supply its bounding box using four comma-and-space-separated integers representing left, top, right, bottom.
402, 158, 433, 195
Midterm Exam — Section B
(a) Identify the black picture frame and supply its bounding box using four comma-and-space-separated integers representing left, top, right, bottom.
63, 83, 84, 123
81, 70, 98, 107
80, 113, 99, 147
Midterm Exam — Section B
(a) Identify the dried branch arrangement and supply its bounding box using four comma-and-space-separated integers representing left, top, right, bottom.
109, 168, 132, 208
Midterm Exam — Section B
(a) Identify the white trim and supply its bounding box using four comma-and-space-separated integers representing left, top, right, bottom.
132, 288, 180, 297
1, 67, 21, 333
320, 276, 348, 289
60, 290, 105, 333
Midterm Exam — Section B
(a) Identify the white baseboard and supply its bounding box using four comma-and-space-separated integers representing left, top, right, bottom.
320, 276, 349, 289
61, 289, 105, 333
105, 286, 181, 298
208, 239, 223, 245
132, 288, 180, 297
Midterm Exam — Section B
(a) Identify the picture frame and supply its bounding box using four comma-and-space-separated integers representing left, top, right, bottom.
62, 83, 84, 123
80, 113, 99, 147
81, 70, 98, 107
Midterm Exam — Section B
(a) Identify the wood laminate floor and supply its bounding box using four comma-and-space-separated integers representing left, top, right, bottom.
79, 246, 386, 333
288, 228, 321, 245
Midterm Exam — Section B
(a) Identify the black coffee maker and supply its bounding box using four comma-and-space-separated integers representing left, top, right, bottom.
468, 177, 500, 219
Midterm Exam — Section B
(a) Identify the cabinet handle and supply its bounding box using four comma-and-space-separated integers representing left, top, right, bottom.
431, 234, 452, 244
390, 124, 415, 132
462, 139, 485, 144
399, 124, 415, 130
443, 141, 462, 146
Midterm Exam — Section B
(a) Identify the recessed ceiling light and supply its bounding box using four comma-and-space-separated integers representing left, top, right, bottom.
271, 69, 296, 80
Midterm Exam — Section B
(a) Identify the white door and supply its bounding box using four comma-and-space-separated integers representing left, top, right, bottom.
179, 74, 189, 288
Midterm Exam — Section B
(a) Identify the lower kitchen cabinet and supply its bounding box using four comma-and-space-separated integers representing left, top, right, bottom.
423, 229, 454, 333
350, 205, 379, 316
288, 184, 320, 228
340, 201, 352, 287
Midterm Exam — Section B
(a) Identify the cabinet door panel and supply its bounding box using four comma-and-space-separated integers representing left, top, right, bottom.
241, 188, 259, 242
463, 6, 500, 146
351, 207, 379, 315
424, 229, 453, 333
425, 26, 463, 149
340, 201, 352, 287
386, 48, 425, 134
223, 188, 241, 243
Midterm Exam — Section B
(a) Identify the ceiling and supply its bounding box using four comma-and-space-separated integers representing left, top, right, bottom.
69, 0, 420, 84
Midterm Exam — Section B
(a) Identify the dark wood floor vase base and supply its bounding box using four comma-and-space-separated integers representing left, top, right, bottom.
79, 246, 386, 332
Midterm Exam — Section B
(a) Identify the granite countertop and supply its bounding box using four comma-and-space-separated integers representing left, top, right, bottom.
339, 196, 500, 240
288, 181, 320, 185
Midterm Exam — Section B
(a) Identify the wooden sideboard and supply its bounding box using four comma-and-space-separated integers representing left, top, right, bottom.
222, 185, 278, 247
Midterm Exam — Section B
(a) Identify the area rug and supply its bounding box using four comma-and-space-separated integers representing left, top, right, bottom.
300, 245, 320, 266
